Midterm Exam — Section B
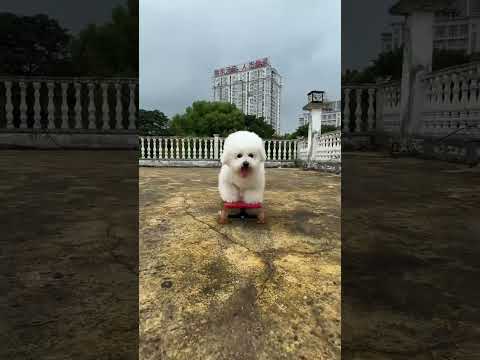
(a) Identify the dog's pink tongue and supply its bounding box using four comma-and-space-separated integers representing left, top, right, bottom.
240, 167, 249, 177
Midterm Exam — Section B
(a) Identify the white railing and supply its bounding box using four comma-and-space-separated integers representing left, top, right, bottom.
313, 130, 341, 161
379, 81, 401, 134
139, 135, 299, 162
420, 62, 480, 137
342, 82, 401, 135
342, 84, 378, 133
297, 130, 341, 162
0, 77, 138, 131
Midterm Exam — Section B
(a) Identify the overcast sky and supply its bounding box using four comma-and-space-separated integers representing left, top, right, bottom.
140, 0, 341, 134
342, 0, 402, 71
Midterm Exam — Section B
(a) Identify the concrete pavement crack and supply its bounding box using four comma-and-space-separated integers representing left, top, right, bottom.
182, 198, 276, 299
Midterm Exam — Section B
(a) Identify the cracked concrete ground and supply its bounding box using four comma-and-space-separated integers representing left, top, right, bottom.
342, 152, 480, 359
139, 168, 341, 360
1, 151, 138, 359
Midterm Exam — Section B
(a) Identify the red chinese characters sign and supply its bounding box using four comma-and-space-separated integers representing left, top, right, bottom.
214, 57, 269, 77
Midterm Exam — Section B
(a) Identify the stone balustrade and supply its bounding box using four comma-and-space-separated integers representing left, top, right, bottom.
342, 84, 378, 133
421, 62, 480, 137
296, 130, 341, 162
139, 135, 300, 166
312, 130, 341, 161
0, 77, 138, 131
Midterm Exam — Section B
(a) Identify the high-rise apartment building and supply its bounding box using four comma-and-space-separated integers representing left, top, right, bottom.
212, 57, 282, 133
381, 0, 480, 54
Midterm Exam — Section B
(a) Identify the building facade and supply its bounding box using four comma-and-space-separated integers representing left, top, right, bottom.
212, 57, 282, 133
298, 100, 340, 131
381, 1, 480, 54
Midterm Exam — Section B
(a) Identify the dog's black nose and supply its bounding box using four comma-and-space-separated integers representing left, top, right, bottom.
242, 161, 249, 167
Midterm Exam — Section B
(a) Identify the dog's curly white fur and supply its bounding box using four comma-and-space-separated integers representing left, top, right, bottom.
218, 131, 266, 204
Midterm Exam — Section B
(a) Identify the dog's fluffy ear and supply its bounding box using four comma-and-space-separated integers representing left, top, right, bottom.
259, 142, 267, 162
220, 148, 229, 165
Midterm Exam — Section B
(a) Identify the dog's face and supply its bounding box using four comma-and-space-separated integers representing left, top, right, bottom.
221, 131, 266, 178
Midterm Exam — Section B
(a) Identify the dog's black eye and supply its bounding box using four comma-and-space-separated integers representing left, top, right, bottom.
237, 153, 242, 158
248, 153, 254, 158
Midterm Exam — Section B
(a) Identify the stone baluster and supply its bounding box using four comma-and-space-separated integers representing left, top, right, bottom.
19, 81, 28, 129
367, 88, 375, 131
87, 82, 96, 129
61, 82, 69, 129
470, 77, 478, 107
187, 138, 191, 159
146, 137, 151, 159
293, 141, 297, 160
214, 134, 219, 159
461, 74, 469, 106
452, 73, 460, 106
158, 138, 163, 159
140, 137, 145, 158
209, 138, 214, 159
193, 138, 197, 160
74, 82, 82, 129
266, 141, 270, 160
152, 137, 157, 159
343, 88, 351, 133
33, 82, 41, 129
128, 82, 136, 129
354, 88, 362, 132
274, 141, 279, 160
175, 138, 179, 159
181, 138, 185, 159
434, 76, 442, 106
444, 74, 451, 106
46, 81, 55, 129
101, 83, 110, 130
4, 81, 14, 128
282, 141, 286, 160
115, 82, 122, 129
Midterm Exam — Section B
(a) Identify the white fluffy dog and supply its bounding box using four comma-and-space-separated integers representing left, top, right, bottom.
218, 131, 266, 204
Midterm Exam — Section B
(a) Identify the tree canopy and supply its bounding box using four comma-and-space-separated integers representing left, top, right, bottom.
0, 12, 72, 75
0, 0, 138, 77
70, 0, 138, 76
139, 101, 279, 138
138, 110, 171, 136
343, 46, 475, 84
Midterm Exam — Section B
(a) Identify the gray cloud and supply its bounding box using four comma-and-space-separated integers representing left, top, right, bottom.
140, 0, 340, 134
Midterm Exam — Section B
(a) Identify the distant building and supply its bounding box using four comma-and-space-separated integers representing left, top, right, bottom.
381, 1, 480, 54
298, 111, 310, 128
299, 98, 340, 132
212, 57, 282, 133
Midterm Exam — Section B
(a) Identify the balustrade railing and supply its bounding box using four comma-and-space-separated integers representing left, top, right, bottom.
421, 62, 480, 137
313, 130, 341, 161
0, 77, 138, 131
296, 131, 341, 162
342, 84, 378, 133
139, 136, 298, 162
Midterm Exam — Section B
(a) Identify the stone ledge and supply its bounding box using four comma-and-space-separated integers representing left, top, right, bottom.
0, 132, 138, 149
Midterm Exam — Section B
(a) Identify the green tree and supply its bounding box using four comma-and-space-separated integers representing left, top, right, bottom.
343, 47, 473, 84
70, 0, 138, 76
0, 13, 72, 75
138, 109, 171, 135
170, 101, 245, 137
244, 115, 276, 139
321, 125, 338, 134
286, 124, 308, 139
